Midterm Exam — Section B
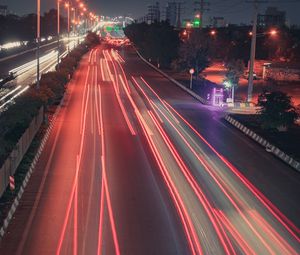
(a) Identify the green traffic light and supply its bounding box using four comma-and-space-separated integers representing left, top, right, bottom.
193, 19, 200, 27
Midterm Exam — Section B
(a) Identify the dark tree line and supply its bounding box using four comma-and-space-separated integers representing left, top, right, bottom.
124, 21, 180, 68
125, 21, 300, 76
0, 9, 67, 44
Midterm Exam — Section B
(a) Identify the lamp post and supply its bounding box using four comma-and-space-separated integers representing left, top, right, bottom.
189, 68, 195, 90
57, 0, 60, 68
65, 2, 70, 53
36, 0, 40, 89
247, 26, 278, 102
71, 7, 79, 46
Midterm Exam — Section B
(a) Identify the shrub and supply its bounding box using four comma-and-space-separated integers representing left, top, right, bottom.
257, 91, 299, 131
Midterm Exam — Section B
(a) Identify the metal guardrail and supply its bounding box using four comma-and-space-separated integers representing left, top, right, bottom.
136, 50, 208, 105
225, 115, 300, 172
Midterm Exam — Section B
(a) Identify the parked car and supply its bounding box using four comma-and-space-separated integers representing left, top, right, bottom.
244, 71, 258, 80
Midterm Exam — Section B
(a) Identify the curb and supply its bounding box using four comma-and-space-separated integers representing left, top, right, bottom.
227, 102, 255, 108
0, 90, 68, 240
136, 50, 208, 105
225, 115, 300, 173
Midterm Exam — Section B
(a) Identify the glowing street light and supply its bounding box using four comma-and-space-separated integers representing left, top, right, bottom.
210, 30, 216, 36
189, 68, 195, 90
186, 22, 192, 28
247, 24, 279, 102
65, 1, 70, 52
270, 29, 278, 36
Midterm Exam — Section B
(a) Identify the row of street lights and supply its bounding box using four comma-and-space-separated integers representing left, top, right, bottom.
36, 0, 98, 89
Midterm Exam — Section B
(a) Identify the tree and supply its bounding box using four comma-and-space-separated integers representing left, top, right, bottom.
175, 30, 210, 77
257, 91, 299, 131
124, 21, 180, 68
223, 59, 245, 102
85, 31, 100, 47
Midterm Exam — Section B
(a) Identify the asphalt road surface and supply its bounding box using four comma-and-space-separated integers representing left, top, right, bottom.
0, 43, 299, 254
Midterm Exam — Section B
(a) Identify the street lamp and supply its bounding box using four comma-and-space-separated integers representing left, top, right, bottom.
210, 30, 216, 36
186, 22, 192, 28
189, 68, 195, 90
71, 7, 79, 46
247, 27, 278, 102
65, 2, 70, 53
270, 29, 278, 36
57, 0, 61, 68
36, 0, 40, 89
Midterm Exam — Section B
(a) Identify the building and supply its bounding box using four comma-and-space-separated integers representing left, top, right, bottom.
258, 7, 286, 28
0, 5, 8, 16
210, 17, 226, 28
166, 2, 177, 27
146, 2, 160, 24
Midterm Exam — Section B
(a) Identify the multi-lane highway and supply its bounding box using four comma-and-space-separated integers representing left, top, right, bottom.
0, 43, 299, 254
0, 37, 81, 112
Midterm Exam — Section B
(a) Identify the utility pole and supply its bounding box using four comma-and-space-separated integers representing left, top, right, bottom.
176, 2, 185, 29
66, 2, 70, 53
246, 0, 270, 102
247, 1, 258, 102
36, 0, 40, 89
194, 0, 209, 28
57, 0, 60, 68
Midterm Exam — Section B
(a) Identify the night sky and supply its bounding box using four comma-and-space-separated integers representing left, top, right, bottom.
2, 0, 300, 25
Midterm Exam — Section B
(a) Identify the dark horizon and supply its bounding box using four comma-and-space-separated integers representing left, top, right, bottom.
2, 0, 300, 26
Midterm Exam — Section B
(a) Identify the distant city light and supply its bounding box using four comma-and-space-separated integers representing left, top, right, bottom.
186, 22, 192, 28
